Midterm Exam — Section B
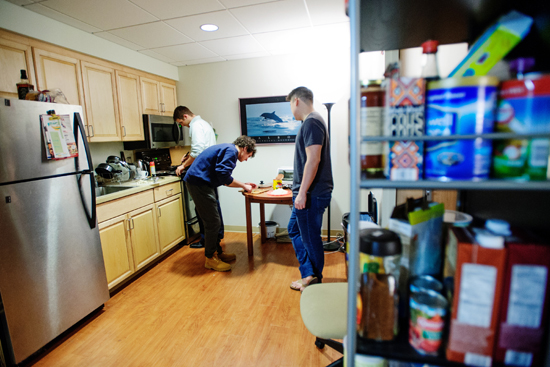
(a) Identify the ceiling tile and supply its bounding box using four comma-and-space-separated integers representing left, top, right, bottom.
40, 0, 158, 30
23, 3, 102, 33
218, 0, 274, 8
109, 22, 192, 49
138, 49, 176, 63
129, 0, 224, 20
230, 0, 310, 34
165, 10, 249, 42
152, 43, 218, 62
224, 51, 270, 60
253, 27, 312, 55
200, 35, 264, 56
305, 0, 348, 26
174, 56, 226, 66
6, 0, 34, 6
93, 32, 144, 51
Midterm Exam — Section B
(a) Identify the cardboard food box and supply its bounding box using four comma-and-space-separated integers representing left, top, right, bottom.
384, 77, 425, 181
446, 227, 507, 366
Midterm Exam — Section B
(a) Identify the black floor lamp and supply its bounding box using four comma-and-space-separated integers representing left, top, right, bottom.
322, 102, 340, 251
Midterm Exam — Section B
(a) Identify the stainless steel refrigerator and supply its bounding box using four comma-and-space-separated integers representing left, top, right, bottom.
0, 99, 109, 365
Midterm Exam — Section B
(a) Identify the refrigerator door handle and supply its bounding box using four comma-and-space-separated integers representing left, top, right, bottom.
74, 112, 97, 229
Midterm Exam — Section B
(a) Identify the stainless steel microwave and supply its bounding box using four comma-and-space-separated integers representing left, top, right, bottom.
123, 114, 188, 150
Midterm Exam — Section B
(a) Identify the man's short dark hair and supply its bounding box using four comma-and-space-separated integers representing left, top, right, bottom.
286, 86, 313, 104
173, 106, 194, 121
233, 135, 257, 158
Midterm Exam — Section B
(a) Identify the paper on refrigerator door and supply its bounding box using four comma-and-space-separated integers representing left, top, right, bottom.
41, 114, 78, 159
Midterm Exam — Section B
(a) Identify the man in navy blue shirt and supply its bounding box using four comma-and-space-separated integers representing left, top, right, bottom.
184, 136, 256, 271
286, 87, 333, 291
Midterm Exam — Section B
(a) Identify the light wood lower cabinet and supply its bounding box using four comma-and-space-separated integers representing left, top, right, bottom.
156, 194, 185, 253
98, 214, 134, 289
129, 203, 161, 270
97, 184, 184, 290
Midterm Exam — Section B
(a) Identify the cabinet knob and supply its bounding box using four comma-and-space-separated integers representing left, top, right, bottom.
166, 188, 173, 196
122, 125, 127, 137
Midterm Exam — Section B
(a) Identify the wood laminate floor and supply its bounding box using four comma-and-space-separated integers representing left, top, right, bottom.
30, 232, 346, 367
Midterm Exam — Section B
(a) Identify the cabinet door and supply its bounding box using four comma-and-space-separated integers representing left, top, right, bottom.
0, 38, 35, 99
156, 194, 186, 253
33, 48, 85, 114
140, 77, 160, 115
98, 214, 134, 289
129, 203, 160, 270
160, 82, 177, 116
81, 61, 120, 142
116, 70, 144, 141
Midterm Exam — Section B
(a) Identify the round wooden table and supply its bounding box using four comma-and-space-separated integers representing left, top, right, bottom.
242, 189, 293, 256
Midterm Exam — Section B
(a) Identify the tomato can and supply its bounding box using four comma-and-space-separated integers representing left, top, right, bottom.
409, 289, 448, 355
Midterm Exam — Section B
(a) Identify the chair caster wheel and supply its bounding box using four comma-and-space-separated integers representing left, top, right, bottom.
315, 340, 325, 349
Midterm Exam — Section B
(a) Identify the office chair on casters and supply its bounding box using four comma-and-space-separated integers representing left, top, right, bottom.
300, 282, 348, 367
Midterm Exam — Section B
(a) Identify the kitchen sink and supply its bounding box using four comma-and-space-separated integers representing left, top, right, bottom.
95, 186, 137, 197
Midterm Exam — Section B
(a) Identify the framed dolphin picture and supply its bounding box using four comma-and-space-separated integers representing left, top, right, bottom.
239, 96, 300, 144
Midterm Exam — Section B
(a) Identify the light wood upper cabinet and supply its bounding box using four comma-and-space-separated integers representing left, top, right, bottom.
81, 61, 120, 142
116, 70, 144, 141
141, 76, 161, 115
0, 38, 35, 99
160, 82, 177, 116
141, 77, 177, 116
33, 48, 84, 110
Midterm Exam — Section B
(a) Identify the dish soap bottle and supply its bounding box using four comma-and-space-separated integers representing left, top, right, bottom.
16, 69, 34, 100
420, 40, 440, 82
149, 161, 156, 177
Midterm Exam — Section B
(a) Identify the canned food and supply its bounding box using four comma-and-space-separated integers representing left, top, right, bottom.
410, 275, 443, 294
424, 76, 499, 181
409, 289, 448, 356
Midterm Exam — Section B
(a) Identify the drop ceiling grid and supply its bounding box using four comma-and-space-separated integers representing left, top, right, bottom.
8, 0, 350, 66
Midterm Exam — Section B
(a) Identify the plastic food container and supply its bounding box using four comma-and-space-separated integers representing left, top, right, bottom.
424, 76, 499, 181
357, 228, 402, 341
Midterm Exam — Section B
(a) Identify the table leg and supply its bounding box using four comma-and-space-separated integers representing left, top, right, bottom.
245, 196, 253, 256
260, 203, 266, 243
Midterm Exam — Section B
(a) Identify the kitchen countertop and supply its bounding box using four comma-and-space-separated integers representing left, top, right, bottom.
96, 176, 182, 204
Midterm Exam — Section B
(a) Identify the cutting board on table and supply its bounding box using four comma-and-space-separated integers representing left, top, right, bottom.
240, 188, 271, 195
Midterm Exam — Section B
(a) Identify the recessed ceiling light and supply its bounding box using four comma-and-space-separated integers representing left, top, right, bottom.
200, 24, 219, 32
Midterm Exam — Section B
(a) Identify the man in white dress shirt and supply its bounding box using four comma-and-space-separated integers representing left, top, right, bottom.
173, 106, 217, 248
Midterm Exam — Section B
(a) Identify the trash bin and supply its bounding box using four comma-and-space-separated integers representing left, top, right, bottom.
259, 221, 279, 238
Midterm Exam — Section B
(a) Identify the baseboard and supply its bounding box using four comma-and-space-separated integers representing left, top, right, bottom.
223, 225, 342, 237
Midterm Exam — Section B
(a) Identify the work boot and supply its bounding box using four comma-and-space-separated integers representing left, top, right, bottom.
205, 254, 231, 272
218, 251, 236, 262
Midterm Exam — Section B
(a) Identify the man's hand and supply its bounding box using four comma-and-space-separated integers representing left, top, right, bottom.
243, 184, 253, 192
245, 182, 257, 190
294, 192, 307, 210
175, 165, 185, 176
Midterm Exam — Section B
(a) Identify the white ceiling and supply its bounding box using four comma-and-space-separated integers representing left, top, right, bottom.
8, 0, 350, 67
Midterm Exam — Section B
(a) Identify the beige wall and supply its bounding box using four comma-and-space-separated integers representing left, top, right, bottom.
0, 0, 178, 80
177, 52, 353, 233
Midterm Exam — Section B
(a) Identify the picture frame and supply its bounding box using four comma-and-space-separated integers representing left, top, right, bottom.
239, 96, 300, 144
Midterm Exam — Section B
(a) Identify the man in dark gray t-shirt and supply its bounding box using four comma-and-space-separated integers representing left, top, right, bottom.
286, 86, 333, 292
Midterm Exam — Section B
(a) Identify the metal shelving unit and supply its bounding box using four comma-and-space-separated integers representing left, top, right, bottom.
346, 1, 550, 366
